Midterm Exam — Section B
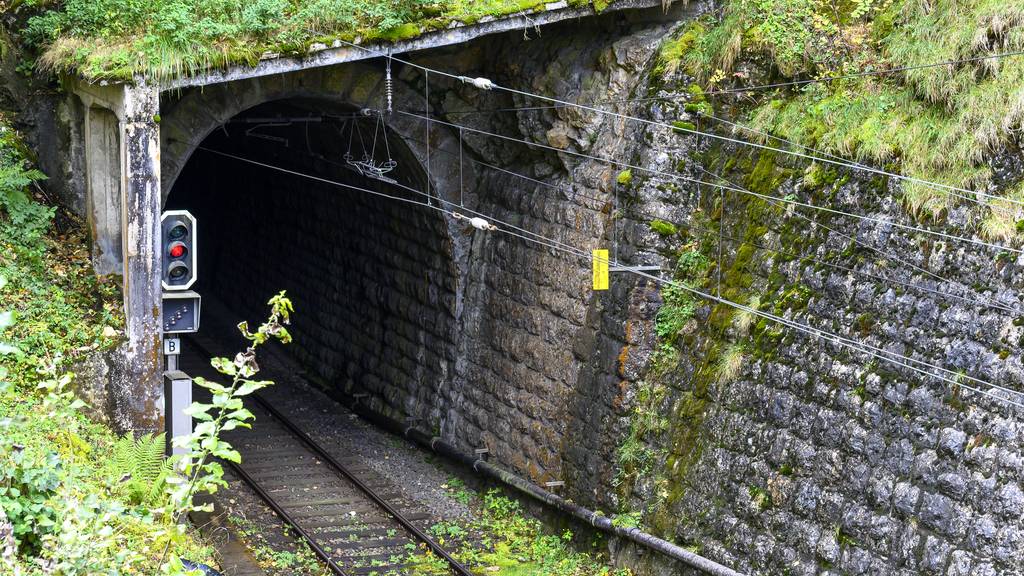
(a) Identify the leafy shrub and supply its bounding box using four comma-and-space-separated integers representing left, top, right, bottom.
0, 446, 62, 556
0, 117, 123, 392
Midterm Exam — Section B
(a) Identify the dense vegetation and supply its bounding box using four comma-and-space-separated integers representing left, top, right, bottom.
19, 0, 609, 81
0, 115, 216, 573
657, 0, 1024, 239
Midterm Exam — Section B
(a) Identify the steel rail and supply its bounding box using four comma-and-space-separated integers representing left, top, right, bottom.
249, 392, 475, 576
225, 460, 350, 575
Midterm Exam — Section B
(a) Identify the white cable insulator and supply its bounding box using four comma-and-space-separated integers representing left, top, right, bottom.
460, 76, 495, 90
385, 67, 393, 115
469, 216, 497, 231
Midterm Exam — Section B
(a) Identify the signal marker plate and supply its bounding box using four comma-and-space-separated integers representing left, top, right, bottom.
593, 249, 609, 291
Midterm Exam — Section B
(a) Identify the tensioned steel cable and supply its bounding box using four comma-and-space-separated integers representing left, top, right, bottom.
704, 48, 1024, 95
398, 133, 610, 206
198, 146, 458, 217
290, 111, 1022, 314
480, 223, 1024, 407
441, 99, 1019, 217
397, 110, 1024, 255
281, 133, 1024, 317
451, 46, 1024, 99
334, 39, 1024, 210
199, 146, 1024, 409
691, 164, 1024, 316
484, 216, 1024, 409
409, 135, 1023, 314
714, 231, 1022, 316
433, 46, 1024, 109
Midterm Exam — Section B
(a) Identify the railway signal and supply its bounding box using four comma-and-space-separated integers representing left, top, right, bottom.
161, 210, 197, 290
160, 210, 200, 456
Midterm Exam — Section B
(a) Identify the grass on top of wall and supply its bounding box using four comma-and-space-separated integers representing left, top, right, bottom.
22, 0, 617, 81
656, 0, 1024, 240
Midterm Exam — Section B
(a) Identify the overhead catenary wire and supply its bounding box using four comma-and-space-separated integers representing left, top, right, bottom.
438, 46, 1024, 110
397, 110, 1024, 255
481, 224, 1024, 407
443, 101, 1019, 217
715, 230, 1023, 316
198, 146, 457, 218
703, 47, 1024, 95
200, 146, 1024, 409
319, 110, 1024, 323
333, 38, 1024, 211
288, 109, 1021, 316
300, 124, 1024, 316
485, 211, 1024, 409
691, 164, 1024, 317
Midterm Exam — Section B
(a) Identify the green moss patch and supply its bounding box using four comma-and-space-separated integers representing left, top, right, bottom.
671, 120, 696, 134
649, 218, 677, 237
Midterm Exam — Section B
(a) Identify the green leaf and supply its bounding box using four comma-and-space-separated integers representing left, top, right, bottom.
193, 421, 216, 437
210, 357, 237, 376
183, 402, 213, 417
225, 408, 255, 421
193, 376, 228, 393
234, 380, 271, 397
213, 447, 241, 463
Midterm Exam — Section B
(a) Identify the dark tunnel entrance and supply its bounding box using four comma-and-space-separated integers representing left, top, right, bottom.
165, 99, 459, 422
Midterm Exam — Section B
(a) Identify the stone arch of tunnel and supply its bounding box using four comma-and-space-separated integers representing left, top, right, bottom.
165, 94, 468, 435
156, 58, 629, 491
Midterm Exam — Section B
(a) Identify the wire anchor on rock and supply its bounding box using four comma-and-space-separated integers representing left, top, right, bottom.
451, 212, 497, 231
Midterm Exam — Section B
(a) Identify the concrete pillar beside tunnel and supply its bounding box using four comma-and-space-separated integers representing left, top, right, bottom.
82, 104, 123, 275
74, 79, 164, 435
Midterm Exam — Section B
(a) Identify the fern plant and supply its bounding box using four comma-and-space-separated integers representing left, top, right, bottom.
104, 433, 173, 507
0, 127, 49, 262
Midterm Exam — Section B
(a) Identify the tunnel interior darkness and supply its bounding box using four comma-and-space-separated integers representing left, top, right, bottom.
166, 99, 459, 423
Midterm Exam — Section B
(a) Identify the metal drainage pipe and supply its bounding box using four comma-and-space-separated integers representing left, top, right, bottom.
337, 397, 746, 576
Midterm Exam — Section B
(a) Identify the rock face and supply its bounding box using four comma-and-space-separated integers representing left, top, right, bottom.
31, 1, 1024, 574
565, 11, 1024, 576
402, 5, 1021, 575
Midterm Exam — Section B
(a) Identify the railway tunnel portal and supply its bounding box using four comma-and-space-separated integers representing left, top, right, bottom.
60, 0, 681, 513
140, 6, 657, 494
46, 1, 1024, 574
166, 90, 466, 447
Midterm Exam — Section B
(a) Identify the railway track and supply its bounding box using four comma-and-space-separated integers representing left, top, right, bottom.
224, 393, 472, 576
188, 341, 473, 576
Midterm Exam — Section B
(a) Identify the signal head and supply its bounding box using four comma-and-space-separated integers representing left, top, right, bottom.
161, 211, 197, 291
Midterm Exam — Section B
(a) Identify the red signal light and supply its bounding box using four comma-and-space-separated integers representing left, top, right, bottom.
169, 243, 185, 258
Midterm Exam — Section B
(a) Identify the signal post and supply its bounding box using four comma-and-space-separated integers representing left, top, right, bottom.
160, 210, 201, 455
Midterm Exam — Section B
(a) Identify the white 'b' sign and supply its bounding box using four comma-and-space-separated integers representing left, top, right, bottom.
163, 338, 181, 356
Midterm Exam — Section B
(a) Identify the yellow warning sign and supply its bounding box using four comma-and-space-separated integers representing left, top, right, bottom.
593, 249, 609, 291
